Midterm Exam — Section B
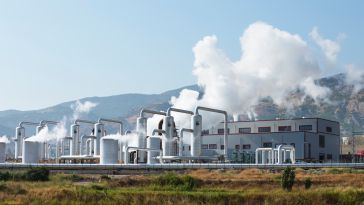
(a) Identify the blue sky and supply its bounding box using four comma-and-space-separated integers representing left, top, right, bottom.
0, 1, 362, 111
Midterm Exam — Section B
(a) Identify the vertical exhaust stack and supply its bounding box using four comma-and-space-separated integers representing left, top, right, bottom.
138, 109, 166, 163
70, 124, 80, 155
191, 114, 202, 157
162, 115, 175, 157
93, 123, 104, 156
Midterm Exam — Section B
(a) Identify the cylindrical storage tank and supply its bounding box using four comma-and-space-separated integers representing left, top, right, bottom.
0, 142, 5, 163
70, 124, 80, 155
191, 114, 202, 157
147, 136, 161, 164
22, 140, 41, 164
100, 137, 119, 164
94, 123, 104, 156
136, 117, 147, 163
15, 127, 25, 159
162, 116, 175, 156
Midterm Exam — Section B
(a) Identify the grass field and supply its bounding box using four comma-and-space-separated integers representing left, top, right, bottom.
0, 168, 364, 204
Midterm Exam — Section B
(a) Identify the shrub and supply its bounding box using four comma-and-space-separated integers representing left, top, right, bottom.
155, 172, 197, 191
100, 175, 111, 181
0, 171, 10, 181
281, 167, 295, 191
24, 167, 50, 181
304, 178, 312, 189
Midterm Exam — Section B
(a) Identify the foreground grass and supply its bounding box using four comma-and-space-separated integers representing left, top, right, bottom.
1, 168, 364, 204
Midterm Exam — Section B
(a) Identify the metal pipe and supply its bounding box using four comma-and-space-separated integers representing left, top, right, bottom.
80, 135, 96, 155
139, 109, 166, 118
167, 108, 194, 116
125, 146, 163, 164
74, 119, 97, 125
98, 118, 123, 134
40, 120, 59, 126
152, 129, 166, 135
195, 106, 228, 160
179, 128, 193, 157
19, 121, 39, 127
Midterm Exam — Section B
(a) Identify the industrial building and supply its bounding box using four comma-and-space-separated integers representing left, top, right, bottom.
194, 118, 340, 162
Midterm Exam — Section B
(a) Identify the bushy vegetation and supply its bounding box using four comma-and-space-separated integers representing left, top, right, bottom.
0, 167, 50, 182
155, 172, 198, 191
281, 167, 295, 191
304, 178, 312, 189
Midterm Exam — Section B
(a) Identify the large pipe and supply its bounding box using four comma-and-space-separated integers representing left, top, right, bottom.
98, 118, 123, 134
80, 135, 96, 155
71, 119, 96, 156
195, 106, 228, 160
167, 108, 194, 116
125, 146, 163, 164
179, 128, 193, 157
139, 109, 166, 118
137, 109, 166, 163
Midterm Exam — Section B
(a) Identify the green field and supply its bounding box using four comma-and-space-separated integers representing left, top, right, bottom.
0, 168, 364, 204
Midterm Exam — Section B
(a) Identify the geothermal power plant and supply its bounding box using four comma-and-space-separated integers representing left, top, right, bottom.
0, 105, 355, 170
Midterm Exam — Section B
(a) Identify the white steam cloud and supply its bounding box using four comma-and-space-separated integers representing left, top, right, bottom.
309, 27, 343, 63
170, 22, 333, 127
345, 64, 364, 93
71, 100, 98, 120
0, 136, 10, 144
25, 121, 67, 142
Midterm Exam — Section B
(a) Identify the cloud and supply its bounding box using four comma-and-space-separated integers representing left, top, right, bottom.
71, 100, 98, 120
309, 27, 342, 63
345, 64, 364, 93
169, 21, 331, 128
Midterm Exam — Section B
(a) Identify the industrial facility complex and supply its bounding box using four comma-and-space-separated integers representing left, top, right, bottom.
0, 106, 341, 168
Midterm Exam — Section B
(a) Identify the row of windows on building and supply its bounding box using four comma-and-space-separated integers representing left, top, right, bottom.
200, 143, 296, 150
208, 125, 333, 135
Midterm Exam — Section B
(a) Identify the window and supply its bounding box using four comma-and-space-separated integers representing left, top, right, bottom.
218, 128, 230, 134
188, 146, 191, 151
319, 135, 325, 148
235, 145, 240, 150
239, 127, 251, 133
182, 146, 185, 151
319, 153, 325, 161
209, 144, 217, 149
258, 127, 271, 133
299, 125, 312, 131
220, 145, 225, 150
326, 127, 332, 133
202, 130, 210, 135
242, 144, 251, 150
278, 126, 292, 132
327, 154, 332, 160
201, 144, 208, 149
263, 142, 273, 148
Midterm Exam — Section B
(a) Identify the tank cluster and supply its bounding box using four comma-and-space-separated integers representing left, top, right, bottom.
11, 106, 229, 165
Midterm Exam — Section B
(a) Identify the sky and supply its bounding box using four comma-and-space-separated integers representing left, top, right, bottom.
0, 1, 363, 111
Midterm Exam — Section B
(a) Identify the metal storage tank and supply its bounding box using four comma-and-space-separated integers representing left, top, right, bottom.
22, 140, 41, 164
0, 142, 5, 163
147, 136, 161, 164
100, 137, 119, 164
191, 114, 202, 157
94, 123, 104, 155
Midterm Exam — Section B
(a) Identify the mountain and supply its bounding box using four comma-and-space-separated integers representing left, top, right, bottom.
0, 73, 363, 138
0, 85, 201, 136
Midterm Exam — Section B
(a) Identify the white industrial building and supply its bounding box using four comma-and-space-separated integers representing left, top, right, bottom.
180, 118, 340, 162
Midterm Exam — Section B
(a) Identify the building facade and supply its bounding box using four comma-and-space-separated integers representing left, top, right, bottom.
182, 118, 340, 162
